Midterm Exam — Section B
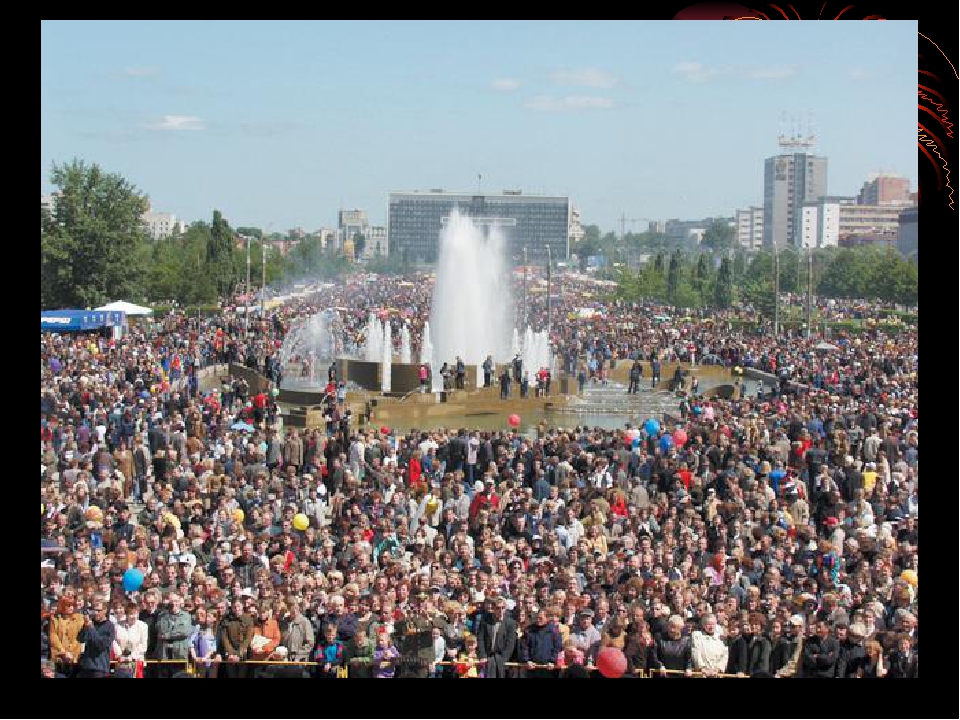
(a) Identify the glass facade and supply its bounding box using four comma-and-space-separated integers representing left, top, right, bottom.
388, 192, 570, 264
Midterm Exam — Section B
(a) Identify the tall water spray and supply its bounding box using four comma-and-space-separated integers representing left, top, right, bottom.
429, 209, 513, 369
381, 322, 392, 394
279, 310, 342, 388
400, 325, 412, 365
364, 312, 382, 362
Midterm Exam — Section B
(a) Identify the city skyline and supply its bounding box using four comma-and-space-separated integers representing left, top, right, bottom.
41, 20, 918, 232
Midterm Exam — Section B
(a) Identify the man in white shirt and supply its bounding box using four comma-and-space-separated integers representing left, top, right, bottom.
691, 613, 728, 677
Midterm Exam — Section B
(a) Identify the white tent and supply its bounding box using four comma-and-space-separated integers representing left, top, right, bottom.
94, 301, 153, 316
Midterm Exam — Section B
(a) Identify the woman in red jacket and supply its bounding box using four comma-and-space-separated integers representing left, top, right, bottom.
408, 450, 423, 490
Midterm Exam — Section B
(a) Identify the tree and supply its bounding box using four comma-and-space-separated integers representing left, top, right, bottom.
207, 210, 238, 296
693, 253, 710, 295
714, 257, 733, 308
666, 249, 683, 301
41, 159, 150, 308
701, 219, 735, 252
353, 233, 366, 260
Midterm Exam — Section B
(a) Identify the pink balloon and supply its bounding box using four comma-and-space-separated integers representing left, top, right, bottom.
673, 429, 688, 447
596, 646, 628, 678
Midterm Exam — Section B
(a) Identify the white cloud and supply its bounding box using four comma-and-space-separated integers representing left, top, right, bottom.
525, 95, 615, 111
124, 66, 161, 78
745, 65, 797, 80
145, 115, 206, 131
673, 62, 720, 83
491, 78, 522, 92
551, 68, 619, 89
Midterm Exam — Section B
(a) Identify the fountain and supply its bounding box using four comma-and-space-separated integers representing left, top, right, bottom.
364, 312, 382, 362
381, 321, 392, 394
400, 324, 412, 365
278, 310, 342, 388
429, 209, 513, 369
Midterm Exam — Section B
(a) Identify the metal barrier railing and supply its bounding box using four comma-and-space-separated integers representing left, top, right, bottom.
52, 656, 752, 678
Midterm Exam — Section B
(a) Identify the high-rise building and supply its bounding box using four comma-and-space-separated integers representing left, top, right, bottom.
763, 152, 828, 247
648, 220, 665, 234
735, 207, 764, 249
387, 190, 569, 264
858, 174, 912, 206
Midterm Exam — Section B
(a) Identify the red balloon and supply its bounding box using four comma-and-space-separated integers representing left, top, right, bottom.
508, 414, 521, 427
380, 426, 391, 435
596, 646, 627, 678
673, 429, 688, 447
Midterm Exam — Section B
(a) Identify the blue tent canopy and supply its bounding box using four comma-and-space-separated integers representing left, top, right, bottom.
41, 309, 125, 332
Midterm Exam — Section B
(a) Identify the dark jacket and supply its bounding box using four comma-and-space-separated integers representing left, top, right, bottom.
140, 609, 161, 659
476, 614, 518, 678
77, 619, 115, 675
652, 636, 692, 673
837, 641, 867, 678
220, 612, 254, 658
520, 622, 562, 664
886, 650, 917, 678
802, 635, 839, 678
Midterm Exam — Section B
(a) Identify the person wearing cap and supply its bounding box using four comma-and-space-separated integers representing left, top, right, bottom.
773, 615, 806, 677
569, 608, 601, 666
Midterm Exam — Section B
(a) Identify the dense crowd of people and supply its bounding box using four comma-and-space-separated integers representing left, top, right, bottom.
41, 270, 917, 678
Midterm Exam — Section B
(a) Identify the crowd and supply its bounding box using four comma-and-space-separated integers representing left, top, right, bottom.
41, 270, 917, 678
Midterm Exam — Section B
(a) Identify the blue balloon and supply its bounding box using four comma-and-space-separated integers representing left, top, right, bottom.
122, 568, 144, 593
692, 406, 702, 416
770, 469, 787, 480
643, 419, 660, 435
659, 435, 674, 452
632, 437, 641, 449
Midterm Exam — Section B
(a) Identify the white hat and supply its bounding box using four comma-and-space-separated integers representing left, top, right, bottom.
789, 614, 805, 627
474, 481, 484, 492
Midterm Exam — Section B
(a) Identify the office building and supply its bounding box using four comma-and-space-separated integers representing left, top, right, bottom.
387, 190, 570, 264
569, 206, 585, 246
858, 174, 912, 206
763, 152, 828, 247
735, 207, 764, 249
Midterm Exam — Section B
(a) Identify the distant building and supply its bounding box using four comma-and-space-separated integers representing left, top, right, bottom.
41, 193, 59, 219
664, 219, 707, 244
387, 190, 570, 264
799, 200, 841, 248
897, 207, 918, 260
735, 207, 764, 249
763, 152, 828, 247
367, 226, 388, 257
857, 174, 912, 206
648, 220, 665, 234
569, 207, 585, 246
338, 209, 370, 249
142, 211, 186, 240
838, 202, 906, 239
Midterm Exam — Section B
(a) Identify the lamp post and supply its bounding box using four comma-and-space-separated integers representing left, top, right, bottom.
245, 234, 251, 332
523, 246, 528, 329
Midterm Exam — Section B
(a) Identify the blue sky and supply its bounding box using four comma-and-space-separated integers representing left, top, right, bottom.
41, 20, 918, 232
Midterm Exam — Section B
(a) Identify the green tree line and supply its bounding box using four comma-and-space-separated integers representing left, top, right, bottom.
616, 245, 917, 313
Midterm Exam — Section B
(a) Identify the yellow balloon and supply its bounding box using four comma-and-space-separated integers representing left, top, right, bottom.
233, 508, 245, 524
426, 498, 440, 515
900, 570, 917, 587
293, 513, 309, 531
